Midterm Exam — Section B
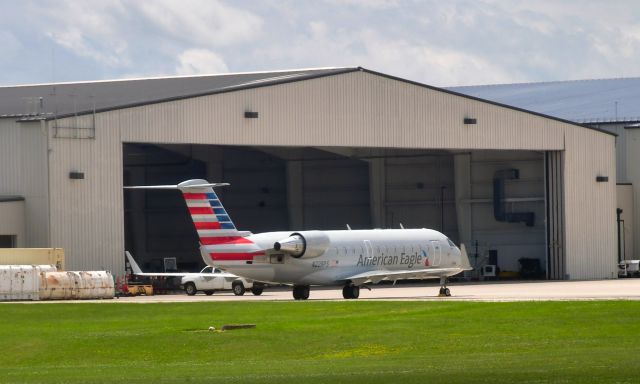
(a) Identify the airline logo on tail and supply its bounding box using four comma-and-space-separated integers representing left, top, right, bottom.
177, 180, 265, 263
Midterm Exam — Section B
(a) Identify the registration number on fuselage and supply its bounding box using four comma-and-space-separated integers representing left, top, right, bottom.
311, 260, 338, 269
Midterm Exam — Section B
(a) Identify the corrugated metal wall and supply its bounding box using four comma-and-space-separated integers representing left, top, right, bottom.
45, 70, 616, 278
0, 119, 49, 246
563, 128, 617, 279
624, 128, 640, 260
0, 119, 23, 195
589, 123, 637, 261
47, 114, 124, 272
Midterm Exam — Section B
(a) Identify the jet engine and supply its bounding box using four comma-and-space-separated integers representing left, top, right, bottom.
273, 231, 330, 259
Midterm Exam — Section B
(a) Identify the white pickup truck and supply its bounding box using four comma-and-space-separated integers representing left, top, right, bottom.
180, 266, 265, 296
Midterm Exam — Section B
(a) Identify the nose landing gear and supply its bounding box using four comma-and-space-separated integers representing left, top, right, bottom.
438, 277, 451, 297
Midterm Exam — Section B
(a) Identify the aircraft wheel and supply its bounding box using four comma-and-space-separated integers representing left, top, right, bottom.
342, 284, 359, 299
185, 283, 197, 296
204, 290, 215, 296
444, 288, 451, 297
251, 286, 264, 296
293, 285, 310, 300
342, 285, 352, 299
232, 282, 246, 296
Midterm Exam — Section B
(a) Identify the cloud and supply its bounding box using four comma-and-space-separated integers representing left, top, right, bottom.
2, 0, 640, 85
0, 31, 21, 59
42, 0, 130, 67
176, 49, 229, 75
254, 20, 514, 86
135, 0, 263, 46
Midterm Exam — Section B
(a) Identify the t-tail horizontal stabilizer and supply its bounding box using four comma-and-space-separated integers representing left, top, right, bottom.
125, 179, 262, 265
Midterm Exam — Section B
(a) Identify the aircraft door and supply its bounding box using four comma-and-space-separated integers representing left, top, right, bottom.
429, 240, 442, 267
363, 240, 373, 258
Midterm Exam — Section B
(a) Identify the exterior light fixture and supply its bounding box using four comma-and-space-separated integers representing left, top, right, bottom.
244, 111, 259, 118
596, 176, 608, 182
464, 118, 477, 124
69, 171, 85, 180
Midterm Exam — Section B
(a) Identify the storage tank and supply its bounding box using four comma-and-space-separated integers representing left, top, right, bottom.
0, 248, 65, 271
0, 265, 57, 301
39, 271, 115, 300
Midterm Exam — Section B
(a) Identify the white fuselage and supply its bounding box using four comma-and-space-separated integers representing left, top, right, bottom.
202, 228, 463, 285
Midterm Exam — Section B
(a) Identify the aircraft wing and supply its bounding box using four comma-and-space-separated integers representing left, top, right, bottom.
129, 272, 191, 277
344, 268, 463, 286
125, 251, 189, 277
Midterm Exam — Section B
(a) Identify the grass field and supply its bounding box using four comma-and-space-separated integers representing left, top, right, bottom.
1, 301, 640, 383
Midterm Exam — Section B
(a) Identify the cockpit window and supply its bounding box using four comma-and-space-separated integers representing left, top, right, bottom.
447, 238, 457, 247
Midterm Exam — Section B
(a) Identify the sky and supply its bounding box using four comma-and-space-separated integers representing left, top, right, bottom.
1, 0, 639, 87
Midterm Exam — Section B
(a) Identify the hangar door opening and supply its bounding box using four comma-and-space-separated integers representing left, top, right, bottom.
123, 144, 557, 279
455, 151, 548, 279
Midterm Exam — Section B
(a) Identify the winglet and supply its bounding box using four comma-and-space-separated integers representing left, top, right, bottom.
125, 251, 144, 274
460, 244, 473, 271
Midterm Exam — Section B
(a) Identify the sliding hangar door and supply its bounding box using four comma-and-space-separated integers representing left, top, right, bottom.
45, 69, 616, 279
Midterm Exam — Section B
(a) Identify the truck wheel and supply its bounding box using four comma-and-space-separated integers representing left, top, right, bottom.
185, 283, 197, 296
251, 286, 264, 296
232, 282, 245, 296
204, 290, 215, 296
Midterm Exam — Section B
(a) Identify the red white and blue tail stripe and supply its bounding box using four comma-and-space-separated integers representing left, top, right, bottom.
125, 179, 265, 264
176, 180, 265, 263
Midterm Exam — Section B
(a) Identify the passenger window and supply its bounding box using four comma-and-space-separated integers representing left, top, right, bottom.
213, 268, 221, 273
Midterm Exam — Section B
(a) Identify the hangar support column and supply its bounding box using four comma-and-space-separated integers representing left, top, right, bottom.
286, 161, 304, 229
368, 158, 386, 228
454, 153, 472, 249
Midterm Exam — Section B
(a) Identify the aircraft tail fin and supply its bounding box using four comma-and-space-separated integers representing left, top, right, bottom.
460, 243, 473, 271
125, 179, 239, 234
125, 251, 143, 274
125, 179, 263, 265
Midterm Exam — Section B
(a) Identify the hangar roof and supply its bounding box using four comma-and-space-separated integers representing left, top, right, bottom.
0, 66, 614, 136
449, 77, 640, 124
0, 67, 353, 118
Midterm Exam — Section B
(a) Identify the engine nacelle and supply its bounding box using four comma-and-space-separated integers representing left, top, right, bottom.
273, 231, 330, 259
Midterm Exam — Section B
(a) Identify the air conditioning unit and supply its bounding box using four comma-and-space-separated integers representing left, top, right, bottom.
481, 265, 497, 277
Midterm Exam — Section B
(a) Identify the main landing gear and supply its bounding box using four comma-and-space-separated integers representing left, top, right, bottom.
292, 285, 310, 300
342, 283, 360, 299
438, 276, 451, 297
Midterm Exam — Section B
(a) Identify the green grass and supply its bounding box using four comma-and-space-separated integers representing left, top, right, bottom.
1, 301, 640, 383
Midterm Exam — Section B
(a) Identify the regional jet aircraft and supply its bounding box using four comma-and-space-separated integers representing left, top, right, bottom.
125, 179, 472, 300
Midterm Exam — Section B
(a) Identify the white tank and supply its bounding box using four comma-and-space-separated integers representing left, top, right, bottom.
0, 265, 57, 301
39, 271, 115, 300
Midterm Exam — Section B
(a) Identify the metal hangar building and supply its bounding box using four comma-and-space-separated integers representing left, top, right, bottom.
0, 67, 616, 279
452, 77, 640, 264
